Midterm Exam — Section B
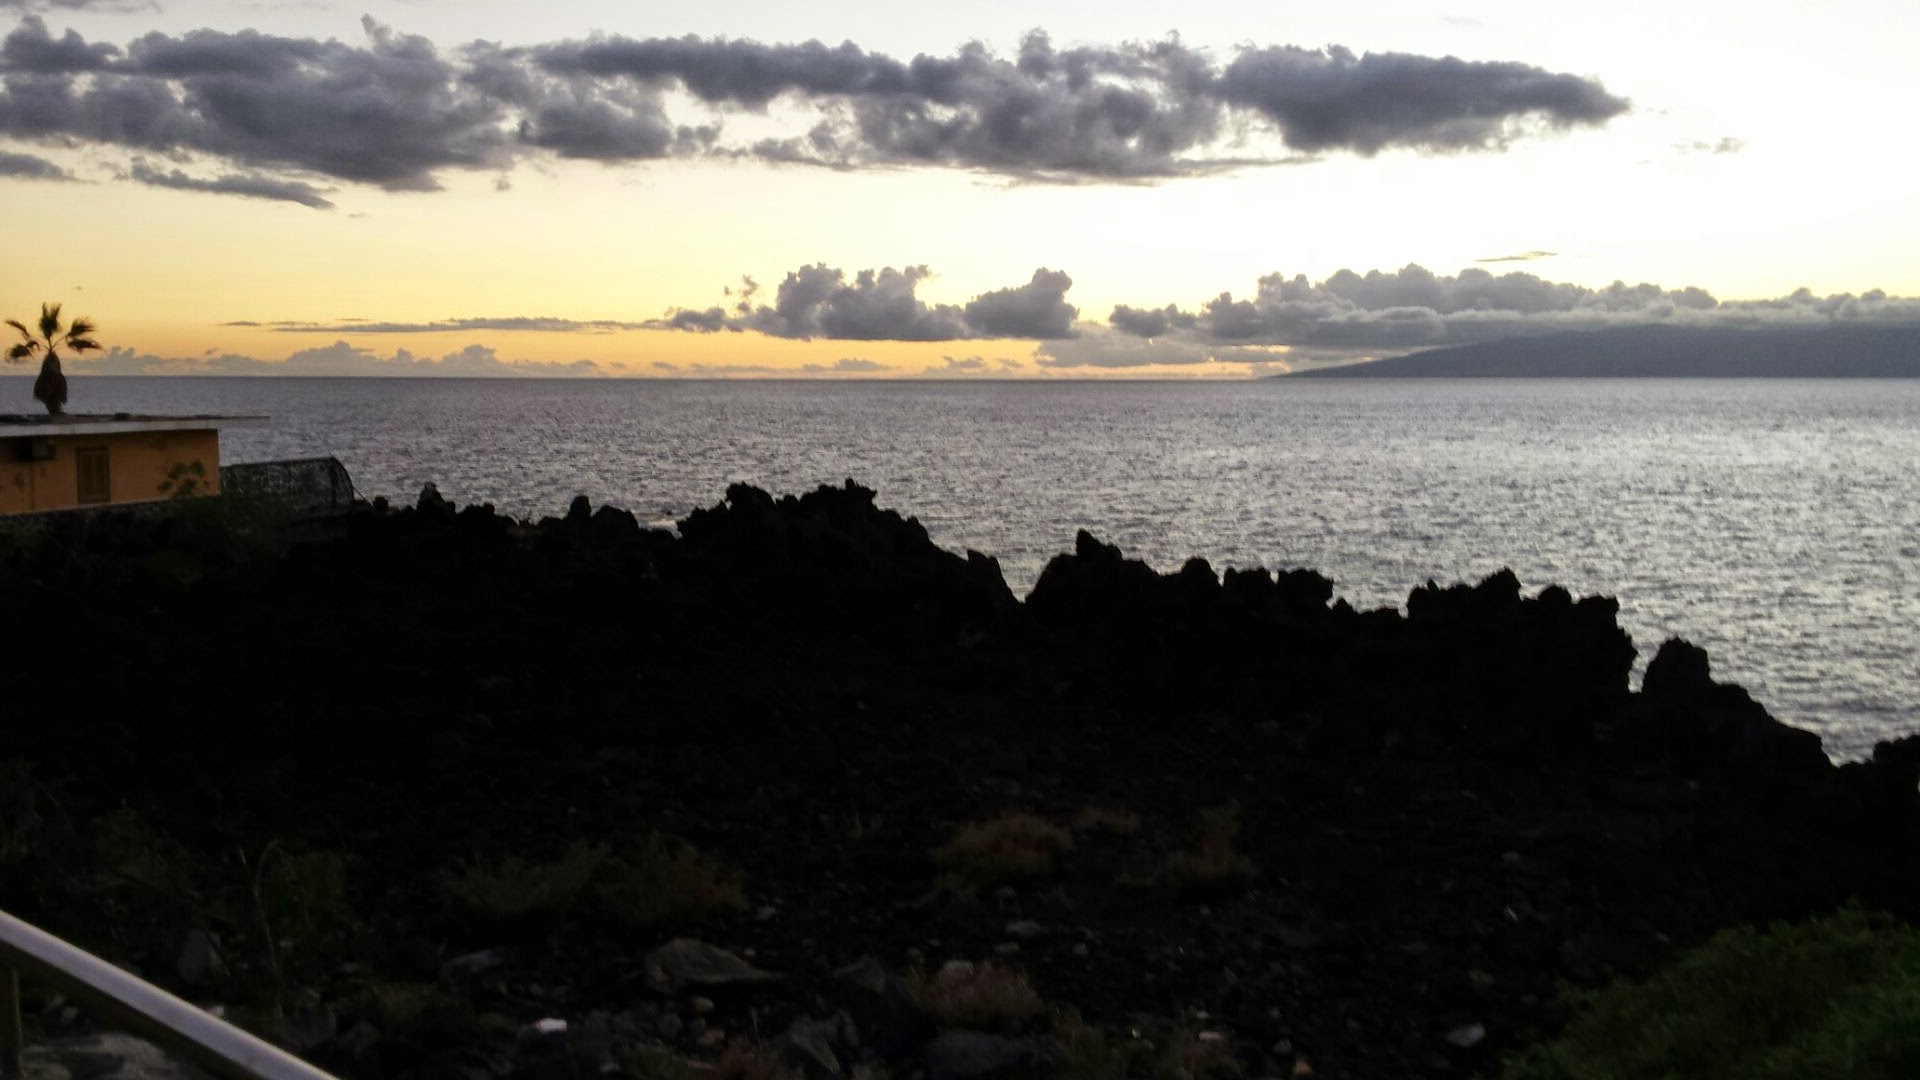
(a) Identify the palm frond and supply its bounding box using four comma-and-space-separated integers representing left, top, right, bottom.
66, 337, 100, 352
4, 318, 30, 340
37, 303, 61, 340
66, 317, 96, 339
6, 342, 38, 362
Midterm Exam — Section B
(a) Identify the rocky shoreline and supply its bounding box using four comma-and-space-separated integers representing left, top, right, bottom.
2, 481, 1917, 1080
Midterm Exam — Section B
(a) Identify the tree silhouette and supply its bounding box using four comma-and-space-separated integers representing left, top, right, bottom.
6, 303, 99, 415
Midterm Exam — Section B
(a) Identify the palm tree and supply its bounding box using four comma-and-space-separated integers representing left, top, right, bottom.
6, 302, 99, 415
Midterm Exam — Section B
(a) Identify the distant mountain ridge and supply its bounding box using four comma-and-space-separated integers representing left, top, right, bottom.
1287, 323, 1920, 377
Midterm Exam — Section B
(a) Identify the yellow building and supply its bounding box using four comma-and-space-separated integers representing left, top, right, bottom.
0, 414, 265, 515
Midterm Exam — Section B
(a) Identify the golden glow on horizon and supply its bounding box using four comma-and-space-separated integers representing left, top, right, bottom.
3, 0, 1916, 377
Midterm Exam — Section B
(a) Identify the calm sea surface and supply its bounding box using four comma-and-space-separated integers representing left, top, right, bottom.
60, 376, 1920, 760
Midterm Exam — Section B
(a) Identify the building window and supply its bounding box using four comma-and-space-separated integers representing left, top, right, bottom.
76, 446, 110, 505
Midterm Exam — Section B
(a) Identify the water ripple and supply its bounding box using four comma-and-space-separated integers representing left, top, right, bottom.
70, 376, 1920, 761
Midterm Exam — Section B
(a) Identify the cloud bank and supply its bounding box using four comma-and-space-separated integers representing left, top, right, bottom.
636, 261, 1920, 371
1060, 266, 1920, 368
654, 264, 1079, 341
209, 262, 1920, 375
49, 265, 1920, 378
0, 16, 1630, 203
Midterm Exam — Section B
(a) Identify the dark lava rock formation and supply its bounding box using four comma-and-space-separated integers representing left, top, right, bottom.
1, 481, 1916, 1080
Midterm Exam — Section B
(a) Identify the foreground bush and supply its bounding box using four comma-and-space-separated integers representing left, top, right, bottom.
1503, 906, 1920, 1080
448, 836, 744, 929
933, 811, 1073, 889
906, 961, 1045, 1033
1167, 804, 1253, 899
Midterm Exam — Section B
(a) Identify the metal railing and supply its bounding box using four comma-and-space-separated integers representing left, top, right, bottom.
0, 909, 337, 1080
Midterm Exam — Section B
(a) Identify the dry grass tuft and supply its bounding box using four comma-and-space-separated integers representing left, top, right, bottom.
448, 835, 744, 928
934, 811, 1073, 888
908, 961, 1046, 1033
1168, 805, 1253, 899
1071, 805, 1143, 836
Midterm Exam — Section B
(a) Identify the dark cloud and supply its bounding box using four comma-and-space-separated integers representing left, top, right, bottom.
654, 307, 731, 333
0, 16, 508, 194
0, 16, 117, 73
962, 268, 1077, 339
134, 17, 508, 188
128, 159, 334, 208
1082, 266, 1920, 367
515, 88, 676, 160
1218, 46, 1627, 154
533, 34, 910, 108
656, 264, 1081, 341
0, 22, 1629, 197
0, 146, 69, 178
761, 265, 967, 340
658, 264, 966, 341
732, 33, 1232, 179
465, 39, 703, 162
531, 32, 1620, 177
1107, 303, 1197, 339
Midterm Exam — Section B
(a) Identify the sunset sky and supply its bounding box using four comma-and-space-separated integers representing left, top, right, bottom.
1, 0, 1915, 377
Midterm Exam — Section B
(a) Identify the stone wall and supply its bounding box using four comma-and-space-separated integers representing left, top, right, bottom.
220, 456, 357, 516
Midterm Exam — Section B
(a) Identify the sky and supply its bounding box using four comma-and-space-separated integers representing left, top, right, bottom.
0, 0, 1915, 378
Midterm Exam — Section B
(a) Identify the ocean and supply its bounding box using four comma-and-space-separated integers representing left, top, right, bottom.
52, 375, 1920, 761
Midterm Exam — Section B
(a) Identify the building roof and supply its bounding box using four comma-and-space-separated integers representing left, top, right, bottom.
0, 414, 268, 438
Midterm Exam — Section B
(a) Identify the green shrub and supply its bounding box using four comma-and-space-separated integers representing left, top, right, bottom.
1502, 906, 1920, 1080
0, 809, 221, 977
90, 809, 200, 897
250, 846, 362, 981
147, 492, 299, 587
934, 811, 1073, 889
158, 461, 209, 499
